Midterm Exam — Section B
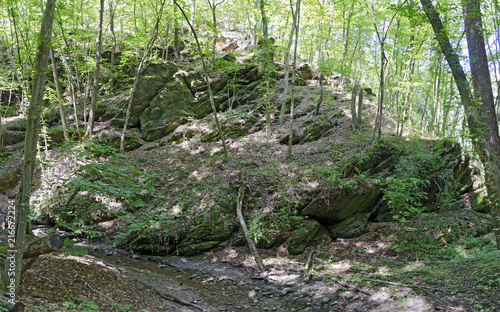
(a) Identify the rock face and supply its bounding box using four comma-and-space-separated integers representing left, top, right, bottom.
129, 62, 180, 127
122, 138, 476, 256
129, 59, 266, 142
139, 78, 194, 141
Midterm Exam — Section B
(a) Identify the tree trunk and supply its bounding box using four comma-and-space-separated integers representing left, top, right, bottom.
87, 0, 104, 137
50, 48, 68, 140
421, 0, 500, 248
279, 1, 297, 126
174, 0, 229, 159
357, 82, 363, 127
350, 80, 359, 130
288, 0, 301, 160
121, 0, 166, 153
236, 177, 266, 272
109, 0, 117, 66
4, 0, 55, 295
260, 0, 271, 135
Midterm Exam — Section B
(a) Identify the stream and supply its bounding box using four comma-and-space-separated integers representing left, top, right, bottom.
88, 246, 341, 312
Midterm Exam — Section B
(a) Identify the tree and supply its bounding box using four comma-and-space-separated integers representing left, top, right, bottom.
288, 0, 300, 159
120, 0, 167, 153
260, 0, 271, 134
174, 0, 229, 158
2, 0, 56, 294
279, 0, 298, 126
87, 0, 105, 137
420, 0, 500, 248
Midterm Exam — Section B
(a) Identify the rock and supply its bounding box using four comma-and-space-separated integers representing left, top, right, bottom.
129, 62, 179, 127
300, 183, 382, 225
328, 214, 368, 238
0, 166, 21, 194
131, 244, 175, 256
139, 77, 194, 141
1, 130, 25, 145
298, 64, 313, 80
287, 219, 324, 255
472, 188, 489, 213
110, 135, 142, 152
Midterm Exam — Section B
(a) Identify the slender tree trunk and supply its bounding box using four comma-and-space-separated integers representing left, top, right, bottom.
350, 80, 359, 130
174, 0, 228, 158
5, 0, 55, 295
50, 48, 68, 140
121, 0, 166, 153
288, 0, 301, 160
279, 0, 297, 125
357, 82, 364, 127
421, 0, 500, 248
314, 72, 324, 115
109, 0, 117, 66
236, 177, 266, 272
87, 0, 104, 137
260, 0, 271, 134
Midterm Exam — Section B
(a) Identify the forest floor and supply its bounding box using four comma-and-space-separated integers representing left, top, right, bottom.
19, 206, 499, 312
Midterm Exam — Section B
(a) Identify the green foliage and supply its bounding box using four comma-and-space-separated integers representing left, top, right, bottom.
383, 176, 428, 221
248, 202, 304, 244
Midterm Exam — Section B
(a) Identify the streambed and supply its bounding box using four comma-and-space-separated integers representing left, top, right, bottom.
89, 247, 340, 312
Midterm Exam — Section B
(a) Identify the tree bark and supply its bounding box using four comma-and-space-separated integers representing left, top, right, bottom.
288, 0, 301, 160
357, 83, 364, 127
50, 48, 68, 140
350, 80, 359, 130
4, 0, 55, 295
279, 1, 297, 126
87, 0, 104, 137
174, 0, 229, 159
236, 177, 266, 272
260, 0, 271, 134
420, 0, 500, 248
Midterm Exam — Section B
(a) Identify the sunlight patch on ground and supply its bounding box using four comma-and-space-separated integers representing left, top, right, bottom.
376, 267, 391, 276
403, 260, 425, 272
325, 261, 352, 273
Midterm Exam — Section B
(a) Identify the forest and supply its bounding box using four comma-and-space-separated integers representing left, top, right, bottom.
0, 0, 499, 311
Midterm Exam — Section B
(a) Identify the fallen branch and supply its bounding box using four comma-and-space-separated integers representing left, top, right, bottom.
154, 291, 206, 311
298, 249, 315, 283
236, 174, 266, 272
367, 279, 468, 292
334, 279, 371, 296
23, 234, 64, 259
74, 278, 115, 302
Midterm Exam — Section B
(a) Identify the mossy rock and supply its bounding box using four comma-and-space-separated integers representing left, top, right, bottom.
279, 129, 301, 145
131, 244, 175, 256
176, 241, 222, 256
139, 77, 194, 142
130, 62, 180, 127
203, 117, 256, 142
1, 130, 25, 145
472, 189, 489, 213
0, 166, 21, 193
287, 219, 323, 255
300, 184, 382, 224
110, 135, 142, 152
328, 214, 368, 238
288, 77, 306, 86
299, 122, 332, 144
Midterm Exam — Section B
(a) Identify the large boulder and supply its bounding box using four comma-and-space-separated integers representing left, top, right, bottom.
139, 78, 194, 141
129, 62, 179, 127
328, 214, 369, 238
287, 219, 330, 255
299, 182, 382, 225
